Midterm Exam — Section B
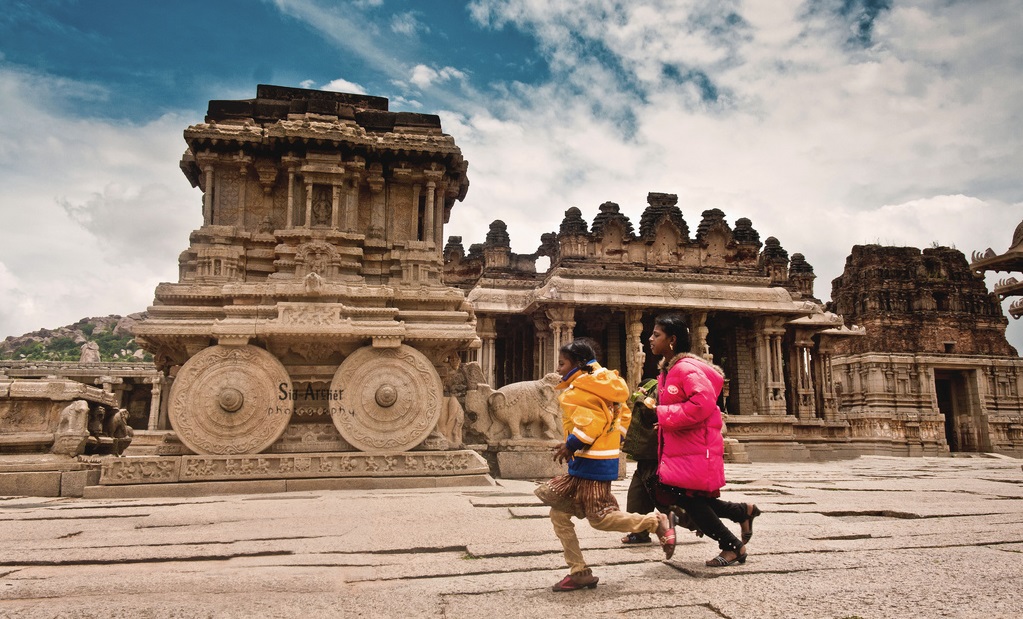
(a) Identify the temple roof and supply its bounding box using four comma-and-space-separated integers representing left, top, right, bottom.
467, 268, 814, 317
970, 219, 1023, 272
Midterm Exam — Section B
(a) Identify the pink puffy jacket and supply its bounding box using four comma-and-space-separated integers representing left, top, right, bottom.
655, 353, 726, 493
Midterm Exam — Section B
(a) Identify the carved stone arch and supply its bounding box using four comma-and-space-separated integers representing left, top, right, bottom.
295, 241, 339, 278
650, 218, 682, 264
702, 226, 733, 267
598, 219, 629, 260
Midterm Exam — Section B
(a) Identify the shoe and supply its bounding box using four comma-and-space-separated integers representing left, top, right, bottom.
552, 568, 599, 592
655, 511, 677, 560
621, 532, 651, 544
705, 550, 747, 567
740, 504, 761, 545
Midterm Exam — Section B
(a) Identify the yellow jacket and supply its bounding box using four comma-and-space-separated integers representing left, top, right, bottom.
558, 362, 632, 480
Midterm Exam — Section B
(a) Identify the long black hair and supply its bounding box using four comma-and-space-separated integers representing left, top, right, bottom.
560, 338, 598, 375
654, 313, 691, 355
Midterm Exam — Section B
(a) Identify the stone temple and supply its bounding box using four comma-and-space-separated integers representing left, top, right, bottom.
1, 84, 1022, 497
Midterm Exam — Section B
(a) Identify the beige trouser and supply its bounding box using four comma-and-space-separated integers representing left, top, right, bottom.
550, 508, 659, 574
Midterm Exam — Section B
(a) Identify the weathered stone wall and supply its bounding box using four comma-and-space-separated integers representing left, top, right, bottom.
829, 245, 1014, 356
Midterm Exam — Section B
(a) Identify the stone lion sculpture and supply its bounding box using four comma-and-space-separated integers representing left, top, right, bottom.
465, 372, 563, 442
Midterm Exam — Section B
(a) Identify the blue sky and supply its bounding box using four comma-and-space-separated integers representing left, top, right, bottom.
1, 0, 1021, 352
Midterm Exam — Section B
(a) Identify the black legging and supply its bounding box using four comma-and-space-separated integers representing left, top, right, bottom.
647, 478, 746, 554
672, 494, 745, 554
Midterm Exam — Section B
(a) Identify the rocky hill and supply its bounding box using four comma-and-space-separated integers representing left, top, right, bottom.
0, 313, 152, 362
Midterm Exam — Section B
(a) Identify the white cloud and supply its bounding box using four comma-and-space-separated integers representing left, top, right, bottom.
409, 64, 466, 89
0, 66, 198, 338
322, 78, 368, 94
391, 11, 428, 36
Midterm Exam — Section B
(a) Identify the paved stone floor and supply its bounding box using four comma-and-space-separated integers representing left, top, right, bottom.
1, 455, 1021, 619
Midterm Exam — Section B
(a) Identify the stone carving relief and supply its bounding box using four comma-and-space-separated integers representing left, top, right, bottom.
329, 345, 443, 452
103, 408, 134, 456
464, 372, 562, 443
93, 451, 487, 484
168, 345, 293, 455
295, 241, 339, 279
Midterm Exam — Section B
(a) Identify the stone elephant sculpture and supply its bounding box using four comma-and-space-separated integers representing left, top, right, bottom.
465, 372, 563, 442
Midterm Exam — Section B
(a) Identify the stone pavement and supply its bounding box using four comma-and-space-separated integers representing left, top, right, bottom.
1, 455, 1021, 619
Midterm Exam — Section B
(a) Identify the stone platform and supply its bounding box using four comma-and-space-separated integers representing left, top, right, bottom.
0, 454, 101, 498
82, 450, 494, 498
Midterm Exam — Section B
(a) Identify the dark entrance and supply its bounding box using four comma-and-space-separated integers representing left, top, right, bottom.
494, 315, 536, 388
934, 370, 975, 452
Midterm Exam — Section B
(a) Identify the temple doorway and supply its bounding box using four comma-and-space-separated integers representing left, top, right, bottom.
934, 370, 977, 452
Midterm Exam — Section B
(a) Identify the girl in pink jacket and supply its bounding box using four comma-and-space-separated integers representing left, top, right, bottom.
648, 314, 761, 567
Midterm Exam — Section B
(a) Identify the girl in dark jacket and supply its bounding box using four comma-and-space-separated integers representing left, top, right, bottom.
648, 313, 761, 567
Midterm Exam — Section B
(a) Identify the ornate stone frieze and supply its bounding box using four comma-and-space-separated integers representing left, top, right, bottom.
97, 450, 488, 484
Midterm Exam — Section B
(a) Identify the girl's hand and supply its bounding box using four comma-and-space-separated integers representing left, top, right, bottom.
553, 443, 574, 464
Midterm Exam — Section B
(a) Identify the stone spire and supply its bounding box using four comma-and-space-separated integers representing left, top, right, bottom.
638, 192, 689, 240
760, 237, 790, 284
590, 201, 635, 238
558, 207, 589, 236
696, 208, 729, 242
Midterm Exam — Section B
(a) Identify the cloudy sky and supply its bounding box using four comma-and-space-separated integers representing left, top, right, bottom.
1, 0, 1020, 352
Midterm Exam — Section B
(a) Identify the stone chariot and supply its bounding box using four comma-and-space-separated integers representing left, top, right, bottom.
125, 86, 489, 488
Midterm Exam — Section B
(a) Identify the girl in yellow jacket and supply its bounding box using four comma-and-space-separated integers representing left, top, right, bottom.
536, 338, 676, 592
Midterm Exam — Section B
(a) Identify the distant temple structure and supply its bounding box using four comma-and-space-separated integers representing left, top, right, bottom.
829, 246, 1022, 457
2, 85, 1022, 497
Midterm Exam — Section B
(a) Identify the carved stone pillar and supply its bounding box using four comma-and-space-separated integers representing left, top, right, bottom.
345, 176, 360, 232
433, 185, 446, 250
331, 184, 341, 229
693, 311, 711, 361
792, 331, 816, 420
424, 181, 436, 243
532, 314, 553, 377
756, 317, 787, 415
368, 170, 385, 239
146, 377, 163, 431
412, 183, 422, 239
545, 306, 576, 364
200, 161, 216, 225
478, 315, 498, 386
625, 309, 646, 390
769, 327, 787, 414
816, 339, 839, 421
304, 182, 314, 229
284, 162, 296, 228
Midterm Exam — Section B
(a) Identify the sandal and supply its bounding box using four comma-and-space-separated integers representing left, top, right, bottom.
621, 532, 651, 544
705, 550, 747, 567
655, 511, 677, 560
552, 569, 599, 592
740, 504, 761, 544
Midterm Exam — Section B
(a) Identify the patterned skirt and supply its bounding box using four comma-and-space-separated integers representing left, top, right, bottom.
534, 474, 620, 520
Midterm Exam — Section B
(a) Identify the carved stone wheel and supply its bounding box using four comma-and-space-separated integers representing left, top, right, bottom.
168, 345, 292, 455
329, 345, 442, 452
